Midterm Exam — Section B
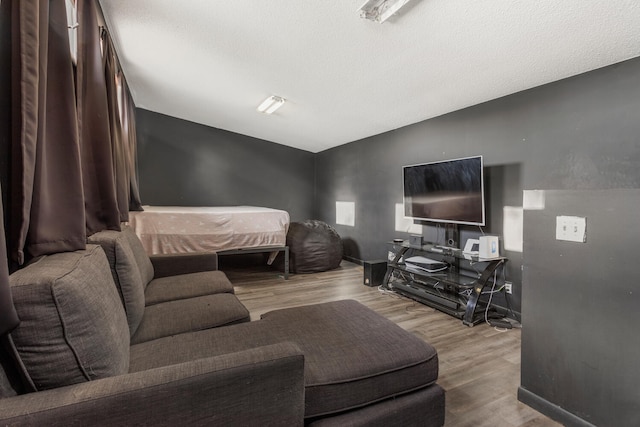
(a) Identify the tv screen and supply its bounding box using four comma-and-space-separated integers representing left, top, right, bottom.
403, 156, 485, 226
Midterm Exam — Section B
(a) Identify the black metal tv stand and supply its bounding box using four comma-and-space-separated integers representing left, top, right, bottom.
382, 241, 506, 326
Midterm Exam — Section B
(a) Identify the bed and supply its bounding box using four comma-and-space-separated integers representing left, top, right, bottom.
128, 206, 290, 278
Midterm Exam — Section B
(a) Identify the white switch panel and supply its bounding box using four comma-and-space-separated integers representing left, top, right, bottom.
556, 216, 587, 243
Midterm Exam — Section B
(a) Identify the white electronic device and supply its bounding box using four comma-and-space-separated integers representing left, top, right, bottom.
404, 256, 447, 273
479, 235, 500, 259
463, 239, 480, 255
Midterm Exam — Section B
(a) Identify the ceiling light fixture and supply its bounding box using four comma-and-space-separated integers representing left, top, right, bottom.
257, 96, 286, 114
358, 0, 411, 23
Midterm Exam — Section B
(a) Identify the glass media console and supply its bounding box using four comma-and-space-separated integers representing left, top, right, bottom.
383, 240, 507, 326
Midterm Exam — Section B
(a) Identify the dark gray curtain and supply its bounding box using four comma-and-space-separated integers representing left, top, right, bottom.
9, 0, 86, 265
77, 0, 121, 235
9, 0, 142, 256
2, 0, 142, 333
1, 0, 20, 337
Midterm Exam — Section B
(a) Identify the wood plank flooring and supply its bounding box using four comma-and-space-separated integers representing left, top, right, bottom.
221, 259, 561, 427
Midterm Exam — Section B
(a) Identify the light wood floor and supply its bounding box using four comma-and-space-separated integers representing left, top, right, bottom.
221, 259, 561, 427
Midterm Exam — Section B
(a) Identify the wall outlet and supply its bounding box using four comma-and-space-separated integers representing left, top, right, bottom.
504, 282, 513, 294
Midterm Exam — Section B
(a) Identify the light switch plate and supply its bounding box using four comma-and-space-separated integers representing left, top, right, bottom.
556, 216, 587, 243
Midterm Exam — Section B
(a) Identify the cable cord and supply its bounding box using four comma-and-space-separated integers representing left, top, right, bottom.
377, 285, 402, 299
484, 266, 510, 331
482, 285, 505, 294
504, 287, 521, 323
484, 268, 499, 325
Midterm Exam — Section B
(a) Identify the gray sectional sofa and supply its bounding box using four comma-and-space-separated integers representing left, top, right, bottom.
0, 227, 445, 426
87, 227, 251, 344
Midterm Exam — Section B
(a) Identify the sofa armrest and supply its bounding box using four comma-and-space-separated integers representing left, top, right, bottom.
149, 252, 218, 278
0, 343, 305, 426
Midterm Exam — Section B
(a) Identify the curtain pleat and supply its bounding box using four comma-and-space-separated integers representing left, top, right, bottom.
101, 30, 143, 214
10, 0, 86, 264
9, 0, 41, 266
103, 35, 130, 222
121, 74, 143, 211
76, 0, 121, 235
125, 81, 143, 211
0, 185, 20, 336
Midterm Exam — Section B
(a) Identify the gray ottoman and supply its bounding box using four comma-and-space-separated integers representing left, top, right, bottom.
261, 300, 443, 423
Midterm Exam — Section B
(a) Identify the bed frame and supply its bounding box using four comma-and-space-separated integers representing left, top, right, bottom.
128, 206, 291, 279
218, 245, 289, 279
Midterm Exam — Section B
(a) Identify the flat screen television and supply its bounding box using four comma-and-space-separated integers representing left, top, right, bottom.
403, 155, 485, 226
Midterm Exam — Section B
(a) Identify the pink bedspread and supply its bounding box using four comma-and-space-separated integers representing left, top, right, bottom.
128, 206, 290, 255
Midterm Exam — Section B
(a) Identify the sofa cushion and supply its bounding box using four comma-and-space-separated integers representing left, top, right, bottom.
121, 226, 155, 285
130, 293, 250, 344
8, 246, 129, 391
260, 300, 440, 418
129, 320, 274, 372
88, 228, 149, 334
129, 300, 438, 419
144, 270, 234, 306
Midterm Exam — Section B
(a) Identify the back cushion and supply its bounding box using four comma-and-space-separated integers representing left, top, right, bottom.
88, 228, 150, 334
121, 226, 154, 285
8, 246, 130, 391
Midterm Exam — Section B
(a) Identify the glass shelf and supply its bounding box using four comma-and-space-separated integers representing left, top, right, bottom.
384, 240, 507, 326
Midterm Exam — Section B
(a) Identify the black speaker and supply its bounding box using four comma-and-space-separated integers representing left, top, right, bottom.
363, 260, 387, 287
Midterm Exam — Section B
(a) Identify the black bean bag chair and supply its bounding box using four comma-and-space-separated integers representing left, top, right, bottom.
277, 220, 343, 274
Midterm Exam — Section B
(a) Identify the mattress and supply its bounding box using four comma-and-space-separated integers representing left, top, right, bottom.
128, 206, 290, 255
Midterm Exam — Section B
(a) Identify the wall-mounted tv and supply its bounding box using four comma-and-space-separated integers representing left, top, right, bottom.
403, 156, 485, 226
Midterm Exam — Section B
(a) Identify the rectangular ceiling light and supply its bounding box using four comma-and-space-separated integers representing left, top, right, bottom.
257, 96, 285, 114
358, 0, 411, 23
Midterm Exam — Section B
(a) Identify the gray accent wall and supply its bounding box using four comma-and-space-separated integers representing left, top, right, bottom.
314, 98, 528, 316
315, 57, 640, 426
135, 109, 315, 222
520, 189, 640, 427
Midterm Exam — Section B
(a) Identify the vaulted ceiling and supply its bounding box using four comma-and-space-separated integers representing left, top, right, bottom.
99, 0, 640, 153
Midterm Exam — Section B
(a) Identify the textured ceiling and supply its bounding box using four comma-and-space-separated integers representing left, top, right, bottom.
99, 0, 640, 153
